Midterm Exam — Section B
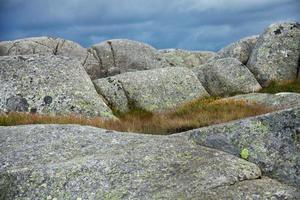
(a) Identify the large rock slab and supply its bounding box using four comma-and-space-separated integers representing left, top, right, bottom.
93, 67, 209, 112
90, 39, 168, 79
1, 124, 299, 199
216, 35, 258, 64
159, 49, 216, 68
0, 36, 100, 80
0, 55, 114, 118
185, 107, 300, 187
221, 92, 300, 109
193, 58, 262, 96
247, 22, 300, 86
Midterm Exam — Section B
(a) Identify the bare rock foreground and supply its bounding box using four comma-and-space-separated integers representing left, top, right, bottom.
1, 108, 300, 199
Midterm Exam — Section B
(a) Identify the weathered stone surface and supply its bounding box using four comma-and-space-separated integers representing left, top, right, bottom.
185, 107, 300, 187
247, 22, 300, 86
0, 36, 100, 80
93, 67, 209, 112
201, 177, 299, 199
193, 58, 262, 96
90, 39, 168, 79
0, 36, 87, 63
93, 77, 129, 112
221, 92, 300, 109
1, 124, 299, 199
216, 35, 258, 64
0, 55, 114, 118
159, 49, 216, 68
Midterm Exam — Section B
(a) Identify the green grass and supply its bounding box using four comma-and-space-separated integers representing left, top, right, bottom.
259, 79, 300, 94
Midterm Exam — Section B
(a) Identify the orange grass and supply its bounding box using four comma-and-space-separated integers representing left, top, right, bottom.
259, 79, 300, 93
0, 97, 273, 135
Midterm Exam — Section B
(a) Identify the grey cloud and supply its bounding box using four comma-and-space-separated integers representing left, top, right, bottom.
0, 0, 299, 51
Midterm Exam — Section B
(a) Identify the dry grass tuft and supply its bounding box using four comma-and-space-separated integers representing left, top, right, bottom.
0, 97, 273, 135
259, 79, 300, 94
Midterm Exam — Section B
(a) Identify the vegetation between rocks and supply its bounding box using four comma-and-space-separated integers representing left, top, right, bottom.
259, 79, 300, 93
0, 97, 272, 134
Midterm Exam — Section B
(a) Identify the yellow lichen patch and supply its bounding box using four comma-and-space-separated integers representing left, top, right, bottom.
240, 148, 250, 160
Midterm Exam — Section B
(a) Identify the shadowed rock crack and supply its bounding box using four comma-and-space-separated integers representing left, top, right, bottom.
107, 41, 117, 68
6, 42, 20, 54
53, 42, 60, 55
82, 52, 89, 66
209, 175, 261, 190
118, 80, 137, 109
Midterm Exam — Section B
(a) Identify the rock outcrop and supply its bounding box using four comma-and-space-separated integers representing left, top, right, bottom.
0, 55, 114, 118
247, 22, 300, 86
193, 58, 262, 96
159, 49, 216, 68
93, 67, 209, 112
185, 107, 300, 187
1, 124, 299, 199
0, 36, 101, 80
215, 35, 258, 64
90, 39, 168, 79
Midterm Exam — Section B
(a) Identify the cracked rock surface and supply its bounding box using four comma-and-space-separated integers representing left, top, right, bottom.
247, 22, 300, 86
185, 107, 300, 187
193, 58, 262, 96
0, 55, 114, 118
1, 124, 299, 199
159, 49, 216, 68
215, 35, 258, 64
93, 67, 209, 112
0, 36, 99, 80
90, 39, 169, 79
0, 36, 88, 63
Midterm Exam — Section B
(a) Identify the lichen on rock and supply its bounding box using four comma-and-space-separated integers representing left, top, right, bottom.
0, 55, 115, 118
247, 22, 300, 86
93, 67, 209, 112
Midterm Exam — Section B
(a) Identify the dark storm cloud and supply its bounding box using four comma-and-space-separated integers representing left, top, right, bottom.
0, 0, 299, 51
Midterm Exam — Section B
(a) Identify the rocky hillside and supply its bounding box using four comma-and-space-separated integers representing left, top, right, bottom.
0, 21, 300, 199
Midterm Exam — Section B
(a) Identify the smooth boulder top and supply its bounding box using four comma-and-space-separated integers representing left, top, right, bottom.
247, 22, 300, 86
159, 48, 216, 68
90, 39, 169, 79
216, 35, 258, 64
193, 58, 262, 96
185, 107, 300, 187
1, 124, 299, 199
0, 36, 100, 80
0, 55, 114, 118
93, 67, 209, 112
221, 92, 300, 109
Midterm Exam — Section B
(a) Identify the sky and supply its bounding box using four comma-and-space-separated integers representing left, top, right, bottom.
0, 0, 299, 51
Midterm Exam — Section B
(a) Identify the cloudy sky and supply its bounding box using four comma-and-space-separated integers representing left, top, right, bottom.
0, 0, 299, 51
